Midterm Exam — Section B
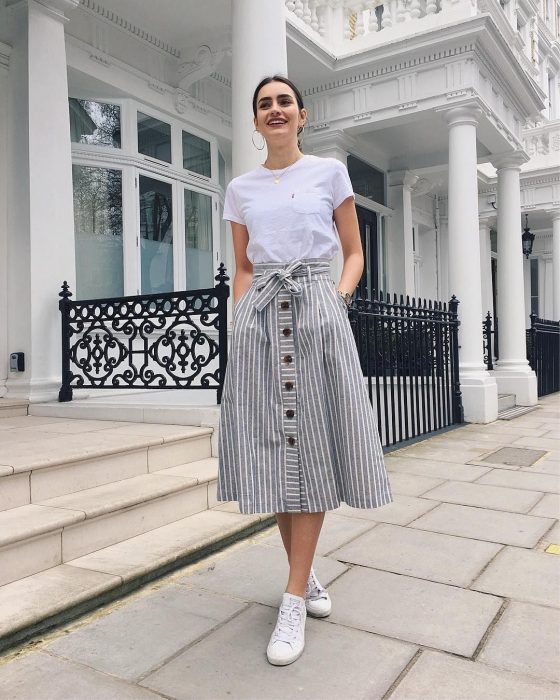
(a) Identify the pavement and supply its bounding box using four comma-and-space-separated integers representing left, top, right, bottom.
0, 394, 558, 700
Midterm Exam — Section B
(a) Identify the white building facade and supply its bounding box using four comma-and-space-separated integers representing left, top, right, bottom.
0, 0, 558, 424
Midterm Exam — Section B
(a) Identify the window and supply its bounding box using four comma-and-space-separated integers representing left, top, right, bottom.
218, 151, 226, 190
139, 176, 173, 294
72, 165, 123, 299
184, 189, 213, 290
182, 131, 211, 177
530, 258, 539, 316
347, 155, 385, 205
69, 99, 121, 148
137, 112, 171, 163
490, 228, 498, 253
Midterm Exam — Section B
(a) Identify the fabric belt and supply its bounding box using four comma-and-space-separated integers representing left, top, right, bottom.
251, 259, 331, 312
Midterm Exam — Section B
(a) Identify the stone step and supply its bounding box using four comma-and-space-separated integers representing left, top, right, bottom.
497, 393, 516, 412
0, 423, 213, 506
0, 506, 274, 652
0, 398, 28, 418
0, 458, 219, 587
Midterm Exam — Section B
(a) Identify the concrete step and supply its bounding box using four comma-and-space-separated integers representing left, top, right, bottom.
0, 506, 274, 652
497, 394, 516, 412
0, 458, 220, 587
0, 423, 213, 506
0, 399, 28, 418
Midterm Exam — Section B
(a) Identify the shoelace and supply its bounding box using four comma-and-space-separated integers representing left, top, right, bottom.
272, 603, 304, 646
305, 570, 329, 601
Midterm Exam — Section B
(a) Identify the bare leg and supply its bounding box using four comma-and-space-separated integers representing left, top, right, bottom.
285, 512, 325, 598
275, 512, 292, 563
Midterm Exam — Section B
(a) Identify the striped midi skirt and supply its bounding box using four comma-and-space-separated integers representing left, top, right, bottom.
217, 258, 393, 515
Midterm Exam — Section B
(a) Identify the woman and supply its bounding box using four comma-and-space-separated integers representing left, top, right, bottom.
217, 75, 393, 666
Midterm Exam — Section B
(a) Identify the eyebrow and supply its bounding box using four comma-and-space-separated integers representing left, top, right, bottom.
257, 94, 294, 105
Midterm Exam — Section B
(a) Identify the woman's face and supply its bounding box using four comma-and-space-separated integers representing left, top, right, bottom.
254, 81, 306, 146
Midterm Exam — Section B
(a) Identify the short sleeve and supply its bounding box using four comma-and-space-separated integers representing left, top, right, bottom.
331, 160, 355, 209
223, 181, 245, 225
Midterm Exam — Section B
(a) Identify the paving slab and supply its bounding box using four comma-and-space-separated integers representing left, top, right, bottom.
141, 603, 417, 700
513, 436, 560, 450
409, 502, 555, 547
178, 543, 347, 607
475, 468, 560, 493
326, 566, 502, 657
331, 523, 501, 586
335, 494, 438, 525
47, 585, 247, 681
0, 565, 121, 638
378, 471, 444, 496
521, 459, 560, 476
389, 650, 560, 700
395, 446, 488, 464
529, 493, 560, 518
478, 601, 560, 683
540, 520, 560, 545
68, 510, 264, 581
384, 456, 491, 481
260, 512, 375, 556
471, 546, 560, 607
0, 652, 164, 700
421, 480, 543, 513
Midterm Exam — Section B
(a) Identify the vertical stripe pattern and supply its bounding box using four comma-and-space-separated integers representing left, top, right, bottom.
217, 258, 393, 514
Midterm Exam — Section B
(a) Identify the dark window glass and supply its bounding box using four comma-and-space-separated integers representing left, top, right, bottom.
69, 99, 121, 148
490, 228, 497, 253
530, 258, 539, 317
182, 131, 211, 177
347, 155, 385, 205
137, 112, 171, 163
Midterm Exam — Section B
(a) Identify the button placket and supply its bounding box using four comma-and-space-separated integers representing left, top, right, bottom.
277, 286, 306, 511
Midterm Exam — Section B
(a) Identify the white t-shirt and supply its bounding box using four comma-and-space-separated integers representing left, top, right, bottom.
223, 154, 354, 263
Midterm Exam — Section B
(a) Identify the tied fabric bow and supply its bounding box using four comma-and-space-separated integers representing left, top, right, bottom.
252, 259, 308, 312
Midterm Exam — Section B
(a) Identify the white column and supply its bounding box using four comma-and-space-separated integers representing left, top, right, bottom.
0, 42, 11, 397
5, 0, 78, 402
387, 170, 418, 298
231, 0, 287, 178
550, 210, 560, 320
444, 105, 497, 423
491, 153, 537, 405
478, 215, 494, 318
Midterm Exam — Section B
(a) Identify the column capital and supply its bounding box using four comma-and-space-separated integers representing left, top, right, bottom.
7, 0, 79, 22
436, 102, 483, 128
305, 128, 352, 161
545, 208, 560, 223
490, 151, 529, 170
478, 213, 496, 229
388, 169, 420, 190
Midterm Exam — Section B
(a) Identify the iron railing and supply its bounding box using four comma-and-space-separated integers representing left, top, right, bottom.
527, 315, 560, 397
59, 264, 230, 403
348, 293, 463, 447
483, 312, 559, 397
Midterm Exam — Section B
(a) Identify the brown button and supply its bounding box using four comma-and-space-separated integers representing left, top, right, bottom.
283, 328, 292, 337
285, 381, 294, 390
280, 301, 290, 309
286, 409, 295, 418
287, 437, 296, 446
283, 354, 292, 364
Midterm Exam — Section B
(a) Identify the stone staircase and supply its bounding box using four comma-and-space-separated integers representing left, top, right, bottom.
0, 415, 273, 651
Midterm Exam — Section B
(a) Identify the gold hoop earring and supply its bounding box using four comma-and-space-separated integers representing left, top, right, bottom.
252, 130, 265, 151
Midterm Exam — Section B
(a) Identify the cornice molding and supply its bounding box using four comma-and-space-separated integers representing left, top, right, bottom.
78, 0, 182, 58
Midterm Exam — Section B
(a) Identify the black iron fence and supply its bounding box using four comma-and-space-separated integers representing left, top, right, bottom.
527, 315, 560, 397
59, 264, 230, 403
482, 313, 559, 397
348, 293, 464, 447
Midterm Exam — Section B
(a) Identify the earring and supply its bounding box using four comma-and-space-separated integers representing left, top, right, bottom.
299, 124, 306, 141
252, 130, 265, 151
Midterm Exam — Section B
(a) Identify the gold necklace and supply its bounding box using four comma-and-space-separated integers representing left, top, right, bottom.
265, 156, 304, 184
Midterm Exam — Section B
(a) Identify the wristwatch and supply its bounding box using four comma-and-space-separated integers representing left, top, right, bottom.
337, 290, 353, 307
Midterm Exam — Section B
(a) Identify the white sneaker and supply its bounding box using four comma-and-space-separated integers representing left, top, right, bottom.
305, 568, 332, 618
267, 592, 307, 666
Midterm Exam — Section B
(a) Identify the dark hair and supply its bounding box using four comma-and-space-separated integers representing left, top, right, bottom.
252, 75, 306, 149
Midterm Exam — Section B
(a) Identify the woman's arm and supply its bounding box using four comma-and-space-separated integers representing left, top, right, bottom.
333, 196, 364, 296
230, 221, 254, 305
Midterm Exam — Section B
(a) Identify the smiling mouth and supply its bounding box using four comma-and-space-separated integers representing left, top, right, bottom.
267, 119, 287, 126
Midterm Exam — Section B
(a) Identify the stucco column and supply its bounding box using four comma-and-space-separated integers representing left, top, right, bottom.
491, 153, 537, 405
387, 170, 419, 298
443, 105, 497, 423
0, 42, 11, 397
5, 0, 78, 402
479, 215, 494, 318
231, 0, 287, 178
551, 210, 560, 320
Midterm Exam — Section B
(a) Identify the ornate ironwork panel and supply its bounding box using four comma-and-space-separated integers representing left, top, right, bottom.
527, 314, 560, 397
59, 264, 230, 403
